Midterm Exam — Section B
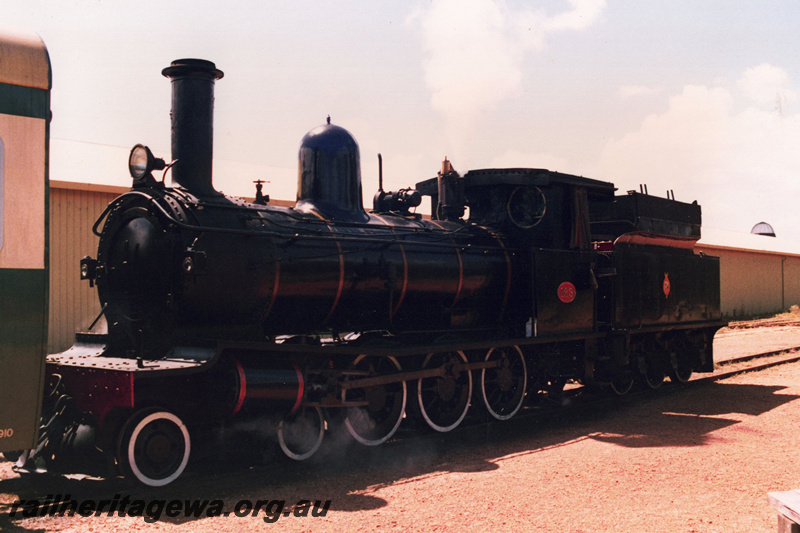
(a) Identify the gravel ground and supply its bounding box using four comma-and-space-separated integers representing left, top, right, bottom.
3, 320, 800, 532
715, 316, 800, 362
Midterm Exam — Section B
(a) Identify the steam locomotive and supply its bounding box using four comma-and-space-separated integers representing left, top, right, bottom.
11, 58, 723, 487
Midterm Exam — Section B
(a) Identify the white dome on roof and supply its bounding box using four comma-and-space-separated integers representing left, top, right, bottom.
751, 221, 776, 237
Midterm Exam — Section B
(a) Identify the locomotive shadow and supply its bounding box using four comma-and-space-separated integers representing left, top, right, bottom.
1, 381, 797, 526
586, 381, 799, 448
123, 381, 800, 508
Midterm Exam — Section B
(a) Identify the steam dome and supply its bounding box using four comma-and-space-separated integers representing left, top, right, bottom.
296, 119, 366, 221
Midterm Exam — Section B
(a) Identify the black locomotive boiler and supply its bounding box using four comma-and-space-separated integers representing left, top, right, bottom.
29, 58, 723, 486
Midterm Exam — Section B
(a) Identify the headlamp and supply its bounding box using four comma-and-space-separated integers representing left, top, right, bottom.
128, 144, 166, 183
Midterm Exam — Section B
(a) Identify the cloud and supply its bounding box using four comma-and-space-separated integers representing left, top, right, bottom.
419, 0, 523, 124
618, 85, 662, 99
737, 63, 797, 111
413, 0, 606, 157
596, 65, 800, 240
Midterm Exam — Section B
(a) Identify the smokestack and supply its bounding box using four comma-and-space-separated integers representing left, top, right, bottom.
162, 59, 224, 196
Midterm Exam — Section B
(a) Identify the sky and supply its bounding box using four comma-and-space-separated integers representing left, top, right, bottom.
4, 0, 800, 241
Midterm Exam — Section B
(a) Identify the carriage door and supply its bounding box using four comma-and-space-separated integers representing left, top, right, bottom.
0, 31, 51, 452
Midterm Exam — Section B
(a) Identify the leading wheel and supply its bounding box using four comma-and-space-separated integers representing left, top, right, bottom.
117, 408, 190, 487
417, 351, 472, 432
278, 406, 325, 461
481, 346, 527, 420
344, 355, 407, 446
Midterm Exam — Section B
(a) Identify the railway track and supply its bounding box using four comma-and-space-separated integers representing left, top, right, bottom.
712, 347, 800, 377
484, 344, 800, 432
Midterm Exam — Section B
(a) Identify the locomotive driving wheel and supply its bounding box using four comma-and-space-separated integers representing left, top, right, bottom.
417, 351, 473, 432
278, 406, 325, 461
116, 408, 190, 487
343, 355, 407, 446
480, 346, 527, 420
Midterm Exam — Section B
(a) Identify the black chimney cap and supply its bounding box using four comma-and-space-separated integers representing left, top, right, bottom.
162, 58, 223, 80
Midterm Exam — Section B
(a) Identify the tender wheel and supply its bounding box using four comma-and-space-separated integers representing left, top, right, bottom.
344, 355, 407, 446
417, 351, 472, 432
481, 346, 527, 420
668, 334, 696, 383
609, 372, 635, 396
641, 360, 666, 389
669, 356, 693, 383
117, 409, 190, 487
278, 406, 324, 461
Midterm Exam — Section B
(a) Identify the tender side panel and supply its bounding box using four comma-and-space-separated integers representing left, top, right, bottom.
613, 244, 721, 328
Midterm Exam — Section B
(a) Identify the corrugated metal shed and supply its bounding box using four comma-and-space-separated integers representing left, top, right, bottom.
697, 227, 800, 318
49, 181, 123, 352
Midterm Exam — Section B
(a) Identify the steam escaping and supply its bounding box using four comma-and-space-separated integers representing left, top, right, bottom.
413, 0, 606, 158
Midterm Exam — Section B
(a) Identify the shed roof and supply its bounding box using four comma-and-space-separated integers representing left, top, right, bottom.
697, 227, 800, 257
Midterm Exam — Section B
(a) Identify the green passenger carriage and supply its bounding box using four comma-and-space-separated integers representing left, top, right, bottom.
0, 30, 51, 454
